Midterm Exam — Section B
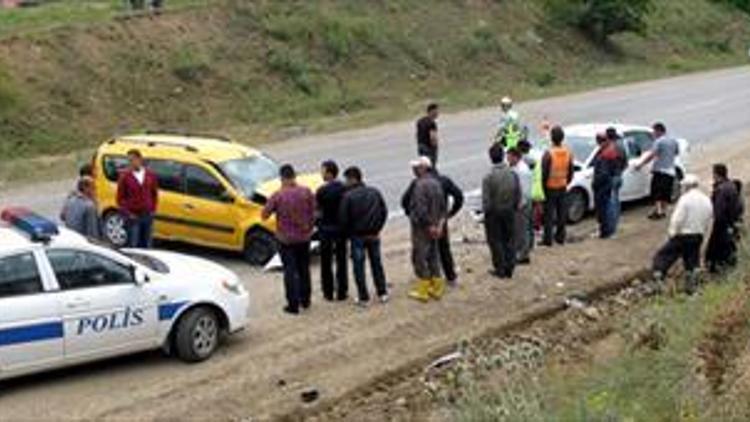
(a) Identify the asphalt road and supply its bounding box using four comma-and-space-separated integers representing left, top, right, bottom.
2, 66, 749, 219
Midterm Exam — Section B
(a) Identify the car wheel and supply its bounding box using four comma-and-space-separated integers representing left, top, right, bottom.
567, 189, 588, 224
103, 211, 128, 247
174, 307, 220, 363
243, 228, 278, 266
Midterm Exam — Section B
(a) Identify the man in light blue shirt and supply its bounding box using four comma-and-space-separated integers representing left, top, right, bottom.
636, 122, 679, 219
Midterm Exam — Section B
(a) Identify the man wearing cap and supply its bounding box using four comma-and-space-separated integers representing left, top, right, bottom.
401, 163, 464, 286
406, 157, 448, 301
651, 174, 713, 295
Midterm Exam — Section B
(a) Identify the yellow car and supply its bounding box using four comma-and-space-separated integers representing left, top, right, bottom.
92, 131, 322, 265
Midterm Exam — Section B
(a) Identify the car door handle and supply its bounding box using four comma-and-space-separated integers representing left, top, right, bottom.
183, 203, 195, 210
66, 299, 91, 309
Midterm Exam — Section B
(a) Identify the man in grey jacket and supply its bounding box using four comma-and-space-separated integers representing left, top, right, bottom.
483, 144, 521, 278
406, 157, 448, 302
61, 176, 100, 239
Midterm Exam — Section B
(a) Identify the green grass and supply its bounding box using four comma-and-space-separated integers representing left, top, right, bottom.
452, 245, 750, 422
0, 0, 748, 176
0, 0, 207, 38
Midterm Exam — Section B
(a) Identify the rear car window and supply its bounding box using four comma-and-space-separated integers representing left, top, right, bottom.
0, 253, 44, 298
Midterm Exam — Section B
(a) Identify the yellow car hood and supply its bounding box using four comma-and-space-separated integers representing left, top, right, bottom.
255, 173, 324, 198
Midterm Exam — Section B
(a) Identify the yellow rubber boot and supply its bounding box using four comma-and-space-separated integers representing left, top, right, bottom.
428, 278, 446, 300
408, 279, 431, 302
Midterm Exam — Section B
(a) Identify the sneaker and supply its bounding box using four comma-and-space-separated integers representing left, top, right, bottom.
379, 294, 390, 304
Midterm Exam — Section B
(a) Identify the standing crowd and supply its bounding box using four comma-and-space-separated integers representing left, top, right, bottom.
59, 99, 745, 316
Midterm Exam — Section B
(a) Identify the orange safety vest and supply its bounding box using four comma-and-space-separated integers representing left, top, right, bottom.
546, 146, 572, 190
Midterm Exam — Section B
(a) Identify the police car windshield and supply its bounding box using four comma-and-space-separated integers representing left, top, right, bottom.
219, 155, 279, 197
566, 135, 597, 164
122, 251, 170, 274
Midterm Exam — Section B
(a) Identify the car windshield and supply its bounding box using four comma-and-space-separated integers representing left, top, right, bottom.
565, 135, 597, 164
218, 155, 280, 197
122, 251, 170, 274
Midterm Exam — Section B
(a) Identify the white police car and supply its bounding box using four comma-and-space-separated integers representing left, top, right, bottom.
0, 207, 249, 381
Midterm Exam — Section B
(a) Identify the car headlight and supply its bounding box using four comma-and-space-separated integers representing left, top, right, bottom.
221, 279, 244, 295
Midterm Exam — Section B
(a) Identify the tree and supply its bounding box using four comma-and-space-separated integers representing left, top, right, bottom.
547, 0, 654, 44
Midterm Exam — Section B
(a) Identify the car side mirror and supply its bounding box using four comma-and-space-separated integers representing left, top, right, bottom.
132, 266, 150, 285
220, 191, 236, 203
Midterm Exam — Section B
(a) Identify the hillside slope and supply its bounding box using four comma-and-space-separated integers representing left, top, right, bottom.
0, 0, 748, 158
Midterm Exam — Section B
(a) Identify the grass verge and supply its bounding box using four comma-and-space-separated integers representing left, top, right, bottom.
451, 242, 750, 421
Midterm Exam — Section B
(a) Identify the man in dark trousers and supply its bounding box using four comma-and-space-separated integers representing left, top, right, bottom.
706, 163, 741, 273
416, 103, 440, 167
262, 164, 316, 315
652, 175, 713, 295
405, 157, 448, 302
482, 144, 521, 278
541, 126, 574, 246
315, 160, 348, 301
117, 149, 159, 248
339, 166, 390, 306
401, 162, 464, 286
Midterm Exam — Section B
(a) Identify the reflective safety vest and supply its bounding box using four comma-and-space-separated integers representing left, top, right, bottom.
546, 146, 572, 190
531, 159, 545, 202
504, 123, 522, 150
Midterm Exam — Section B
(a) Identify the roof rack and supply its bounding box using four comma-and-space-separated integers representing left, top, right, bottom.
107, 137, 199, 153
142, 129, 233, 142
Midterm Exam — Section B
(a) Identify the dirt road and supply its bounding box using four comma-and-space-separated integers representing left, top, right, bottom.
1, 136, 748, 421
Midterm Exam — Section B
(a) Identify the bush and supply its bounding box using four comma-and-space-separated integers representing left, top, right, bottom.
266, 47, 317, 95
547, 0, 654, 44
714, 0, 750, 13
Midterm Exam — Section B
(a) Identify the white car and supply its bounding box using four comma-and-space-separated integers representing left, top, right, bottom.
0, 208, 249, 382
543, 123, 690, 223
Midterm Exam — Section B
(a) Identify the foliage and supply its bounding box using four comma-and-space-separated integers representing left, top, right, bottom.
547, 0, 654, 43
714, 0, 750, 13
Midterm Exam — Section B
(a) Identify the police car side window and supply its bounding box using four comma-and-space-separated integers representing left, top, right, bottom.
185, 165, 226, 201
47, 250, 135, 290
0, 253, 44, 298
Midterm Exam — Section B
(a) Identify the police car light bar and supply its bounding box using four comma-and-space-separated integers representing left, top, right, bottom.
1, 207, 59, 242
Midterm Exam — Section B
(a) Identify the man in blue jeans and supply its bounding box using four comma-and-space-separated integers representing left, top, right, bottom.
606, 127, 628, 234
339, 166, 389, 306
116, 149, 159, 248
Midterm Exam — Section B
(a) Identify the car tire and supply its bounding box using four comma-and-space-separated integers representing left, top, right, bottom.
174, 307, 220, 363
103, 211, 129, 247
243, 228, 278, 266
567, 189, 588, 224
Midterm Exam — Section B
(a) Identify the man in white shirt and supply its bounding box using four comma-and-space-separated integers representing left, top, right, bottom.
508, 147, 533, 264
651, 174, 713, 295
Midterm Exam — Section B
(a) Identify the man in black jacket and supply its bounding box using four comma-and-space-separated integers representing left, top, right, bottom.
316, 160, 348, 301
401, 165, 464, 285
706, 163, 741, 273
339, 166, 390, 305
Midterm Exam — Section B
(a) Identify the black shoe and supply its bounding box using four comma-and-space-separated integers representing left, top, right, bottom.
283, 306, 300, 315
301, 302, 311, 310
518, 258, 531, 265
323, 294, 334, 302
488, 269, 503, 278
540, 241, 553, 247
336, 294, 349, 302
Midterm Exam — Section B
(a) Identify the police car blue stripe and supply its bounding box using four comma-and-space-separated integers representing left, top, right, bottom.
0, 321, 64, 347
158, 302, 188, 321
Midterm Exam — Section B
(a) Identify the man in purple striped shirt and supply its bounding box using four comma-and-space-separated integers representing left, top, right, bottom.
262, 164, 316, 315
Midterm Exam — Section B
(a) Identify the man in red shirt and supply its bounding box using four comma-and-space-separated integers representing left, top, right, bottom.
262, 164, 316, 315
117, 149, 159, 248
